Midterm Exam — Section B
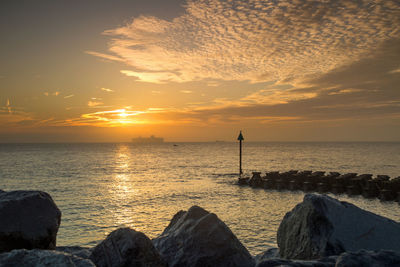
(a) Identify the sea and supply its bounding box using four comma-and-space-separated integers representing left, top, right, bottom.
1, 142, 399, 255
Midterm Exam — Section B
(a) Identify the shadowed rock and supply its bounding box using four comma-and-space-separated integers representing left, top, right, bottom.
256, 257, 337, 267
277, 194, 400, 260
57, 246, 92, 260
89, 227, 166, 267
255, 248, 337, 266
153, 205, 255, 267
335, 250, 400, 267
0, 190, 61, 252
255, 248, 280, 263
0, 249, 95, 267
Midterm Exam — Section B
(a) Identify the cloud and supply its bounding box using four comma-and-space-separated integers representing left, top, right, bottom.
328, 89, 363, 95
182, 38, 400, 123
85, 51, 125, 62
101, 87, 114, 93
88, 100, 104, 107
389, 68, 400, 74
180, 90, 192, 94
64, 94, 74, 99
120, 70, 180, 83
90, 0, 400, 84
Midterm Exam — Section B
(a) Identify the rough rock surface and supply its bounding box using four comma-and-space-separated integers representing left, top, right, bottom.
57, 246, 92, 260
255, 248, 280, 263
0, 190, 62, 252
256, 257, 337, 267
89, 227, 166, 267
335, 250, 400, 267
0, 249, 95, 267
153, 205, 255, 267
277, 194, 400, 259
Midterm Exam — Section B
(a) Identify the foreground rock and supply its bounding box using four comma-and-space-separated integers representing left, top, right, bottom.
255, 248, 280, 263
0, 190, 62, 252
335, 250, 400, 267
0, 249, 95, 267
57, 246, 92, 260
89, 227, 166, 267
277, 194, 400, 260
153, 205, 255, 267
255, 248, 337, 266
256, 257, 337, 267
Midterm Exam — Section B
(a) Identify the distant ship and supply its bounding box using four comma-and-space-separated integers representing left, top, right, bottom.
131, 135, 164, 144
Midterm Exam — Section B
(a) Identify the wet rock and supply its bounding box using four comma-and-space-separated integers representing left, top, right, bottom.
0, 190, 61, 252
249, 172, 263, 187
153, 205, 255, 267
277, 194, 400, 260
335, 250, 400, 267
89, 227, 166, 267
0, 249, 95, 267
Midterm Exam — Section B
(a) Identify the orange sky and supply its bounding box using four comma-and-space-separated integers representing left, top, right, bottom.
1, 0, 400, 142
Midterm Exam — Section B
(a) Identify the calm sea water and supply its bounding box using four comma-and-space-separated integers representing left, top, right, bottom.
1, 142, 399, 255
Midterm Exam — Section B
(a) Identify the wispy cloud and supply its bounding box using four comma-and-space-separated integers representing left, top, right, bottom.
101, 87, 114, 93
88, 100, 104, 107
90, 0, 400, 84
389, 68, 400, 74
85, 51, 125, 62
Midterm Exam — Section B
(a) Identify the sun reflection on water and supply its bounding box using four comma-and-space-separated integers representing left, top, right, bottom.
107, 144, 138, 230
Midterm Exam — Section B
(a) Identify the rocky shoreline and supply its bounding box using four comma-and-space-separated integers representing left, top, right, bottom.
0, 190, 400, 266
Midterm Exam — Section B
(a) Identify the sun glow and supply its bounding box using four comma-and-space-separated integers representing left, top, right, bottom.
79, 108, 148, 127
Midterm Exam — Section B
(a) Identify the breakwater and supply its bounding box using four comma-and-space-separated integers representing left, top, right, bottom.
238, 171, 400, 202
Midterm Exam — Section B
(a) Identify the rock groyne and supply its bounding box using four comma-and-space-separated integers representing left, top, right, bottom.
239, 170, 400, 202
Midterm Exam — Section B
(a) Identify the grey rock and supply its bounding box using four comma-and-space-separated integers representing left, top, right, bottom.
0, 190, 62, 252
57, 246, 92, 260
256, 257, 336, 267
255, 248, 280, 263
89, 227, 166, 267
153, 205, 255, 267
277, 194, 400, 260
0, 249, 95, 267
335, 250, 400, 267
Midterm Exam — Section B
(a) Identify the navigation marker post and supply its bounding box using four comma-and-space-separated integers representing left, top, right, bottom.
237, 131, 244, 176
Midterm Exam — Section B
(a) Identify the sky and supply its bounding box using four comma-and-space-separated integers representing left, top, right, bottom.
0, 0, 399, 142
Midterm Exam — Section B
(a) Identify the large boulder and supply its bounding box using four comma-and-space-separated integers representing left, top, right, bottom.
89, 227, 166, 267
153, 205, 255, 267
0, 190, 62, 252
277, 194, 400, 260
0, 249, 95, 267
335, 250, 400, 267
